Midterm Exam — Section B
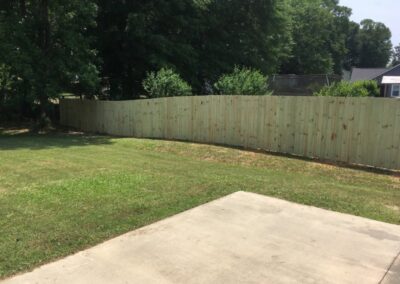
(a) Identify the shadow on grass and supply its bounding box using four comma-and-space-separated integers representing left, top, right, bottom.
0, 126, 115, 150
1, 125, 398, 176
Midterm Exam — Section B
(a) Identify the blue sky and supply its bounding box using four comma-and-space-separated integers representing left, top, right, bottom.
340, 0, 400, 46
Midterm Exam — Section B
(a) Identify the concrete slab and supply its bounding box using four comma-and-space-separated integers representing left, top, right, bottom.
3, 191, 400, 284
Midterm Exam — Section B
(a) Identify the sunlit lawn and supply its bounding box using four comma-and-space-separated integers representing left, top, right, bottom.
0, 126, 399, 278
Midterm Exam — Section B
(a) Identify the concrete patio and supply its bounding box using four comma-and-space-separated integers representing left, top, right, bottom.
3, 191, 400, 284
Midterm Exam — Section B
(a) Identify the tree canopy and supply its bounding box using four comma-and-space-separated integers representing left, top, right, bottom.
391, 44, 400, 67
356, 19, 393, 68
0, 0, 395, 122
0, 0, 99, 120
280, 0, 352, 75
97, 0, 291, 99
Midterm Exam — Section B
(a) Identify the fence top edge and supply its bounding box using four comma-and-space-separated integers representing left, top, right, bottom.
59, 95, 395, 104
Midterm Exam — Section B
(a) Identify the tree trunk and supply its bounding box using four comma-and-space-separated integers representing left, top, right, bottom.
39, 0, 50, 53
19, 0, 26, 17
38, 0, 50, 122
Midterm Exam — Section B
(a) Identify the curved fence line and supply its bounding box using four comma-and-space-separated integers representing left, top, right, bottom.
60, 96, 400, 170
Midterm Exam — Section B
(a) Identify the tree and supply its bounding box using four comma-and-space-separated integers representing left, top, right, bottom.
0, 0, 100, 121
1, 0, 395, 122
391, 44, 400, 67
357, 19, 392, 68
0, 63, 15, 119
343, 21, 361, 70
196, 0, 292, 85
280, 0, 351, 75
97, 0, 201, 99
97, 0, 292, 98
328, 2, 353, 74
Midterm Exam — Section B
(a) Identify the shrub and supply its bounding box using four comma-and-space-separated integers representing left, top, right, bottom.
142, 68, 192, 98
214, 66, 272, 96
314, 80, 379, 97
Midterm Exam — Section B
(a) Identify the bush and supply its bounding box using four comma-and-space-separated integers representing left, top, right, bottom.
214, 66, 272, 96
142, 68, 192, 98
314, 80, 379, 97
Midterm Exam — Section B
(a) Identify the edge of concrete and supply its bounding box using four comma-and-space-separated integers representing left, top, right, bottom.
3, 190, 400, 282
381, 251, 400, 284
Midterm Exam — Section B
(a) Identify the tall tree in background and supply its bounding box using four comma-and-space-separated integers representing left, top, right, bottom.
97, 0, 291, 98
0, 0, 396, 121
99, 0, 202, 99
0, 0, 99, 120
327, 1, 352, 74
343, 21, 361, 70
196, 0, 291, 86
280, 0, 351, 75
391, 44, 400, 67
97, 0, 210, 99
356, 19, 392, 68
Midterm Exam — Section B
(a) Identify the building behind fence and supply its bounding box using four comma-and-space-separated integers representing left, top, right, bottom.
269, 74, 342, 96
61, 96, 400, 170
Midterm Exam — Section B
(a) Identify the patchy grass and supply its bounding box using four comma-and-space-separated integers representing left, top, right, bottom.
0, 129, 399, 278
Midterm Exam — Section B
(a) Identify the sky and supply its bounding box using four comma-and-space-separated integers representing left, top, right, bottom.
340, 0, 400, 46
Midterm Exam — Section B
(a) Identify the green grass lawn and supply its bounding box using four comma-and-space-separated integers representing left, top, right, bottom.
1, 127, 400, 279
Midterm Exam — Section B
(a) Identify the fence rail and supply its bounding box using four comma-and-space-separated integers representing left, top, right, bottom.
60, 96, 400, 170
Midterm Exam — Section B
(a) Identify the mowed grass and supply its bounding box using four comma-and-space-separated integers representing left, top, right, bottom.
1, 127, 400, 278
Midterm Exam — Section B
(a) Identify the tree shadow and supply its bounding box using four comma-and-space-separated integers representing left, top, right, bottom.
2, 125, 398, 176
0, 126, 115, 150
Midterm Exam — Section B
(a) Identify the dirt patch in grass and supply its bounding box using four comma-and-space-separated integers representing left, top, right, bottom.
386, 205, 400, 212
0, 128, 31, 136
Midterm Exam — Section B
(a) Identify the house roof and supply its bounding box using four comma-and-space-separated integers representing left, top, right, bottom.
350, 64, 400, 83
350, 68, 389, 82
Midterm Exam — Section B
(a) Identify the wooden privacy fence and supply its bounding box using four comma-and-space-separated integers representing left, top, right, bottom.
60, 96, 400, 170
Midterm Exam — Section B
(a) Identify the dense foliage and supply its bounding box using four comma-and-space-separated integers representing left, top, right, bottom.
143, 68, 192, 98
392, 44, 400, 67
214, 67, 271, 96
314, 81, 379, 97
0, 0, 395, 122
97, 0, 290, 99
281, 0, 351, 75
282, 1, 393, 74
0, 0, 99, 121
356, 20, 393, 68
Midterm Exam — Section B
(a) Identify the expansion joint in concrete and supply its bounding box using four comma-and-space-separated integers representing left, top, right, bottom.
379, 249, 400, 284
